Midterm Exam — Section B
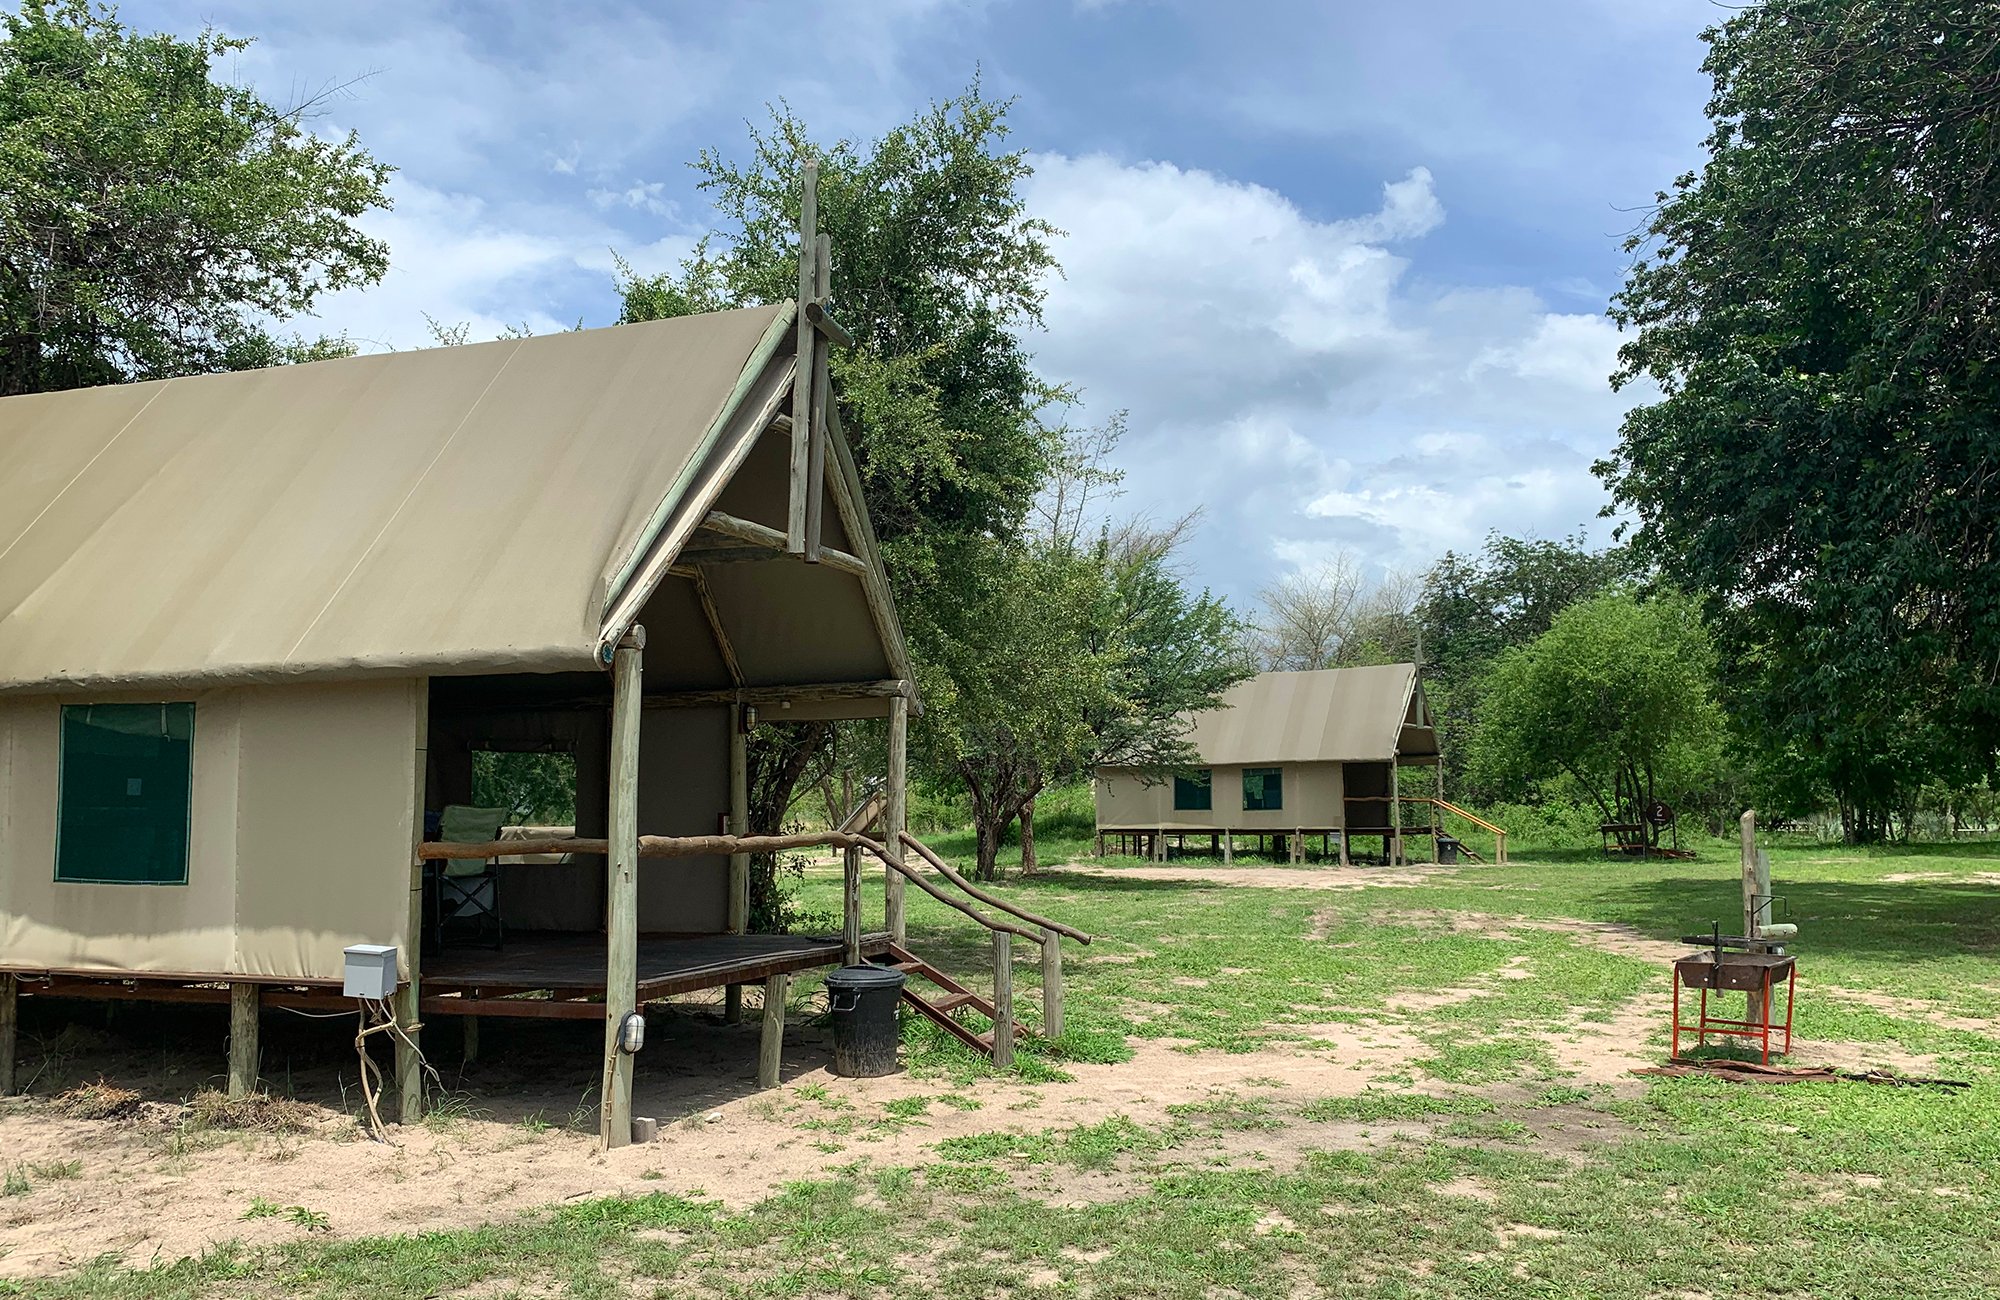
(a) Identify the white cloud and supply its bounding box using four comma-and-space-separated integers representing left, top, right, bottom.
1023, 152, 1641, 592
298, 179, 615, 348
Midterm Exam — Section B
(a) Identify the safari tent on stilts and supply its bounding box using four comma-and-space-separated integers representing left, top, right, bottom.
0, 168, 1086, 1147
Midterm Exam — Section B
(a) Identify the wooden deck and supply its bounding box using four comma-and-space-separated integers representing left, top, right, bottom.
420, 932, 894, 1019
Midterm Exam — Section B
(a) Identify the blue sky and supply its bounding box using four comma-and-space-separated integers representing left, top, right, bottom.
130, 0, 1718, 605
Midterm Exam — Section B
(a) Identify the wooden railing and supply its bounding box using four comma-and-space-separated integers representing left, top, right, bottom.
420, 827, 1090, 1065
1396, 796, 1509, 864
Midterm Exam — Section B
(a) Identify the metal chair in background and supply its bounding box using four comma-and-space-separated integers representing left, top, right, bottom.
433, 804, 508, 950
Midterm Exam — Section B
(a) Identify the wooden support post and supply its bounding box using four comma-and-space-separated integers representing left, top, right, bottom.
462, 1015, 480, 1065
601, 628, 645, 1150
788, 161, 819, 553
842, 845, 862, 967
397, 687, 429, 1124
805, 231, 831, 561
1, 973, 17, 1096
1741, 809, 1768, 1026
227, 983, 260, 1098
991, 931, 1015, 1069
758, 973, 789, 1088
885, 693, 908, 944
1040, 930, 1063, 1041
1222, 832, 1233, 866
726, 702, 750, 1025
1338, 830, 1350, 868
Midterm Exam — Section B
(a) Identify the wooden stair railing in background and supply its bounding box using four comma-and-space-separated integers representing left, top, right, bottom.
1395, 797, 1508, 865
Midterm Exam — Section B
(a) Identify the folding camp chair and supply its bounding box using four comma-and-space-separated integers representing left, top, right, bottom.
433, 804, 508, 950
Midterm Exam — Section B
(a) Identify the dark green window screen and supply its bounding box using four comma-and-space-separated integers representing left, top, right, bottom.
1243, 767, 1283, 812
1173, 770, 1213, 811
56, 703, 194, 885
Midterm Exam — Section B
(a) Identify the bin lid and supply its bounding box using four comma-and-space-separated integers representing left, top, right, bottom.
825, 963, 907, 991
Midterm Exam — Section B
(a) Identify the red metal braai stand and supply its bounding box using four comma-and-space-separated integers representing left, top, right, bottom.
1671, 948, 1796, 1064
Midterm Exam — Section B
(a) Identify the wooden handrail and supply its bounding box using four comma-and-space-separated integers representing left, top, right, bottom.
418, 828, 1083, 946
1430, 798, 1508, 839
899, 833, 1093, 945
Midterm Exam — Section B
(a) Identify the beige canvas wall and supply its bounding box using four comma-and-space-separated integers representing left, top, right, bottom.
1095, 762, 1346, 831
0, 680, 420, 982
635, 705, 729, 934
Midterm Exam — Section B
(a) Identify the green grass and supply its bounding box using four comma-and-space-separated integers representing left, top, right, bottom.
8, 839, 2000, 1298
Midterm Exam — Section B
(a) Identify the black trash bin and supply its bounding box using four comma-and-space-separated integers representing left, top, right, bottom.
1437, 835, 1462, 865
826, 964, 906, 1077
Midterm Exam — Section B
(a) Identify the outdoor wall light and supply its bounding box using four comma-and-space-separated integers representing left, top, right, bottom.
618, 1011, 646, 1054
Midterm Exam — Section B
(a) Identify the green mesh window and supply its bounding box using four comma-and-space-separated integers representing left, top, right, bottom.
55, 703, 194, 885
1173, 770, 1213, 811
1242, 767, 1284, 812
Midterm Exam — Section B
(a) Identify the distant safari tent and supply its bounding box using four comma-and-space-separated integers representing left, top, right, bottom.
0, 192, 1086, 1147
1095, 664, 1507, 865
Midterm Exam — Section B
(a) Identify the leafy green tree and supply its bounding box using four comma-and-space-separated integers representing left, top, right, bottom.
0, 1, 391, 394
923, 539, 1111, 880
1600, 0, 2000, 841
1416, 532, 1641, 796
616, 86, 1066, 890
1469, 592, 1725, 844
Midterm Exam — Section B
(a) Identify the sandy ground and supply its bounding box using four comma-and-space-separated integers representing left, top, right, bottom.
0, 1011, 1465, 1277
0, 896, 1972, 1277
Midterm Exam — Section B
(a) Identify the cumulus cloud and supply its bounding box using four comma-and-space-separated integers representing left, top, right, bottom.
1023, 153, 1641, 593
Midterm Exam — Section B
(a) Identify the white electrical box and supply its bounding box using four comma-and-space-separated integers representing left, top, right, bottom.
342, 944, 399, 1000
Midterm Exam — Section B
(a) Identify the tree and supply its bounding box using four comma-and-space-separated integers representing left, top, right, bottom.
930, 416, 1252, 879
1414, 532, 1642, 796
1469, 592, 1725, 844
1600, 0, 2000, 841
1254, 559, 1365, 671
923, 540, 1111, 880
616, 85, 1067, 894
0, 1, 391, 395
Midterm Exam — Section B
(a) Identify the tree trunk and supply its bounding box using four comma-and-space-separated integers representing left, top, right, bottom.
975, 817, 1004, 882
1019, 797, 1038, 875
746, 721, 833, 931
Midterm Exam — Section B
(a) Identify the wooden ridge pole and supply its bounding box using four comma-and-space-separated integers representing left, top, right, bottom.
787, 161, 818, 553
602, 627, 645, 1149
805, 230, 831, 562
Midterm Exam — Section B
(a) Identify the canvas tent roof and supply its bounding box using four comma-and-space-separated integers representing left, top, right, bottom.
1183, 665, 1437, 765
0, 303, 903, 697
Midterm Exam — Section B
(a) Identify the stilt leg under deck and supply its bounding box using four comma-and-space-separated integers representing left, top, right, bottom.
228, 983, 260, 1098
1, 973, 17, 1095
758, 973, 789, 1088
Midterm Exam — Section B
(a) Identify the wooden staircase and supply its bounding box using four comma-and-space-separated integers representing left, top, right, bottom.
873, 942, 1015, 1058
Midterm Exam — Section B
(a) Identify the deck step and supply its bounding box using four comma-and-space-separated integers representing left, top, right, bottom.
874, 942, 1014, 1061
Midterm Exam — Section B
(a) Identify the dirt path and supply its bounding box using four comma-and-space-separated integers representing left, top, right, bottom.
0, 1013, 1449, 1278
